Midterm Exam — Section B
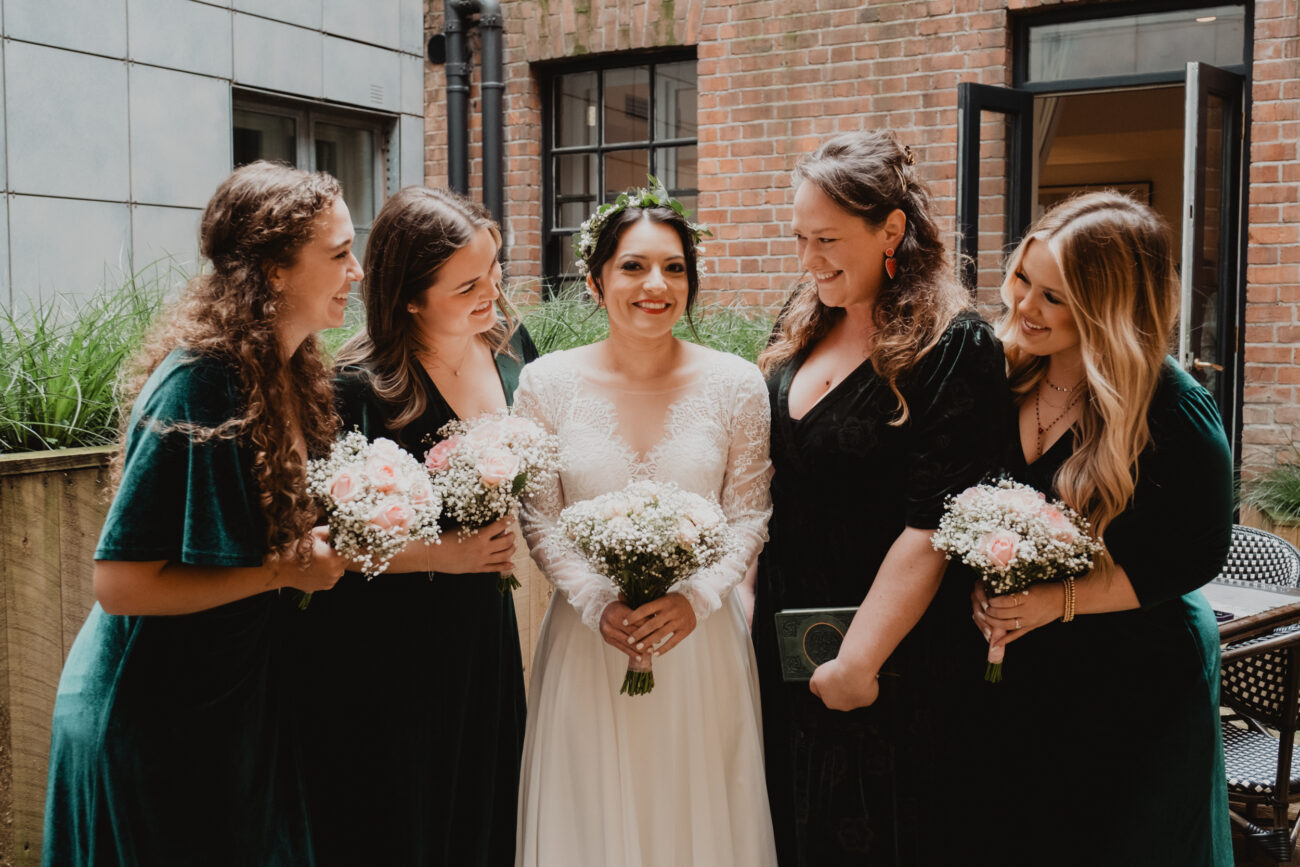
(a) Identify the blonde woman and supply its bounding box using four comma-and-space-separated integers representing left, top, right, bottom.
972, 192, 1232, 865
751, 131, 1009, 864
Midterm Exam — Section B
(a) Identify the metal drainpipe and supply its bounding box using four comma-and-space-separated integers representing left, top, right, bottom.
478, 0, 504, 228
444, 0, 470, 195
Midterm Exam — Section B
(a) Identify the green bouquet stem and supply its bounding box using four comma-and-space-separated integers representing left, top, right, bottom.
296, 591, 313, 611
497, 572, 521, 595
985, 661, 1003, 683
621, 654, 656, 696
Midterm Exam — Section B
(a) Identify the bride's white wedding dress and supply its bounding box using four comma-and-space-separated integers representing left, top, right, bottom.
514, 346, 778, 867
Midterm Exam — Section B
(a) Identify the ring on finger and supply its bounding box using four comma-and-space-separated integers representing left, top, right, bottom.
1015, 617, 1021, 630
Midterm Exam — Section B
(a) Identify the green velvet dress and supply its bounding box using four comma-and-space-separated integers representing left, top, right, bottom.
980, 360, 1233, 866
42, 349, 313, 866
752, 312, 1011, 865
293, 327, 535, 867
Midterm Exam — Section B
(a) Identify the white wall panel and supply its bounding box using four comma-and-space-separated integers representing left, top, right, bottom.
233, 13, 323, 98
399, 0, 425, 55
400, 114, 424, 189
131, 205, 202, 272
324, 0, 399, 50
128, 0, 232, 79
322, 36, 400, 113
9, 197, 132, 299
6, 44, 130, 201
233, 0, 321, 30
400, 54, 425, 116
130, 66, 232, 208
5, 0, 128, 58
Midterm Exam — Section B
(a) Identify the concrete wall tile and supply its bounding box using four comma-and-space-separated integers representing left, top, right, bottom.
128, 0, 232, 78
322, 36, 400, 113
9, 197, 132, 299
131, 204, 202, 272
400, 114, 424, 188
399, 0, 425, 55
401, 53, 424, 116
5, 44, 129, 201
5, 0, 128, 58
233, 0, 321, 30
130, 65, 232, 208
324, 0, 399, 49
233, 12, 323, 98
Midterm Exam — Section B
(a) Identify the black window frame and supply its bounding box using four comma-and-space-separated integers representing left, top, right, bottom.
1011, 0, 1250, 93
539, 48, 698, 291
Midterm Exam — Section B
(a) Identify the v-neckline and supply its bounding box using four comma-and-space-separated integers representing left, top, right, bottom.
415, 349, 512, 423
781, 349, 874, 425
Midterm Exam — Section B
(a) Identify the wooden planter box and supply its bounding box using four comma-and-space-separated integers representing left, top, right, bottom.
1239, 504, 1300, 551
0, 447, 112, 867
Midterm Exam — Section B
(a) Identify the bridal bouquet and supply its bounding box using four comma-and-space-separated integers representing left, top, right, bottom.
303, 432, 443, 608
931, 478, 1102, 682
559, 480, 735, 696
424, 410, 562, 594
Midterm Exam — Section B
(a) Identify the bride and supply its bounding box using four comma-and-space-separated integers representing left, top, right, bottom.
514, 186, 777, 867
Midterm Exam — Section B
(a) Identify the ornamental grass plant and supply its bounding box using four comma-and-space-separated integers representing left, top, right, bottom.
1243, 449, 1300, 524
518, 285, 774, 362
0, 263, 178, 454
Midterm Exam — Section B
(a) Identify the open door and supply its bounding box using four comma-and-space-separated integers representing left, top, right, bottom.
956, 83, 1034, 303
1180, 61, 1245, 446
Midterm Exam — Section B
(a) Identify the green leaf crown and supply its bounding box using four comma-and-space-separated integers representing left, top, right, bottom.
572, 175, 712, 277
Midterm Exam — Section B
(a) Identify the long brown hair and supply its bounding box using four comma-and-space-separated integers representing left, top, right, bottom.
758, 130, 970, 423
335, 187, 519, 436
997, 191, 1179, 547
115, 161, 342, 563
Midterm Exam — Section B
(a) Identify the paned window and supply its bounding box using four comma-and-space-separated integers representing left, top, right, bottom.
543, 56, 697, 287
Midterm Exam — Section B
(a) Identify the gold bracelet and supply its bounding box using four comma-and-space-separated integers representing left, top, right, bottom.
1062, 577, 1076, 623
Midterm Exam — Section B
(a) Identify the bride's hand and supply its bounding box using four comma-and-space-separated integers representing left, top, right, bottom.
625, 593, 697, 659
598, 600, 643, 662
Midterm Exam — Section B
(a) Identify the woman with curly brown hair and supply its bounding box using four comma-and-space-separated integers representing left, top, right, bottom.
751, 131, 1009, 864
42, 161, 358, 866
294, 186, 535, 866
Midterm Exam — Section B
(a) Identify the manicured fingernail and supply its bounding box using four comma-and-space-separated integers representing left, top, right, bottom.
626, 636, 633, 644
983, 628, 991, 640
622, 619, 629, 626
1021, 590, 1029, 596
981, 601, 989, 611
635, 655, 642, 662
636, 642, 644, 650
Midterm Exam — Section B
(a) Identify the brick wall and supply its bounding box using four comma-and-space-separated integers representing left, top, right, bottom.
421, 0, 1300, 469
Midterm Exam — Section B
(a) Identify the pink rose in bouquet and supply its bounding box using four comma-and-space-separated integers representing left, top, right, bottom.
330, 466, 363, 503
424, 436, 459, 472
477, 448, 521, 487
979, 529, 1021, 571
370, 500, 414, 533
365, 453, 401, 493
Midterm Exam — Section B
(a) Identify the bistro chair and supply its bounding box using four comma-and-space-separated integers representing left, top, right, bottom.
1218, 525, 1300, 861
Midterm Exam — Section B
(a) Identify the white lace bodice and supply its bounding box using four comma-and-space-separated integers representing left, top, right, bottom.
515, 347, 773, 631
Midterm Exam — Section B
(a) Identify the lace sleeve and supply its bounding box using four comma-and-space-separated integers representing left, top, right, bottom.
672, 364, 773, 621
515, 364, 620, 631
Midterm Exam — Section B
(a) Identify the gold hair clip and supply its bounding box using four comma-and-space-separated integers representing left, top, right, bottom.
902, 145, 915, 166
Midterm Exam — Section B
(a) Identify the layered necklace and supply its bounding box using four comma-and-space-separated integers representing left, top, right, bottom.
1033, 375, 1086, 460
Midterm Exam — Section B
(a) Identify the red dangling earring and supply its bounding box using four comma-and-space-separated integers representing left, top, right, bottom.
884, 248, 898, 280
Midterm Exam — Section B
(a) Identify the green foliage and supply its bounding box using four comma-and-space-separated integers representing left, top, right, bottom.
519, 287, 774, 363
1243, 450, 1300, 524
0, 264, 177, 454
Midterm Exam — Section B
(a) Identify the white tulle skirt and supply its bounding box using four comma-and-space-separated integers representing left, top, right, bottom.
515, 591, 777, 867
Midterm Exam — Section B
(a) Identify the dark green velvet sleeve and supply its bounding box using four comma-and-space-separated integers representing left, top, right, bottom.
1104, 361, 1233, 608
901, 314, 1012, 529
94, 350, 265, 567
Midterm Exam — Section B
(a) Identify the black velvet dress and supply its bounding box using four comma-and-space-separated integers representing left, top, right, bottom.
981, 360, 1233, 866
293, 327, 537, 867
752, 312, 1010, 865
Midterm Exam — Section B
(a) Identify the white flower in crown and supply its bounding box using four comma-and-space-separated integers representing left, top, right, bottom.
572, 175, 712, 278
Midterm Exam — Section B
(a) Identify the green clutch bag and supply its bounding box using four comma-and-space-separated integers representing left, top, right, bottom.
773, 606, 858, 682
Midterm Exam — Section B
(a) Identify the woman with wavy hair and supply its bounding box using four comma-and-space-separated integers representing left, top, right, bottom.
751, 130, 1009, 864
42, 161, 356, 865
971, 192, 1232, 864
294, 186, 535, 866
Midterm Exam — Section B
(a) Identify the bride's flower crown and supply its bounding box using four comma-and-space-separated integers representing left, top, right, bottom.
573, 175, 712, 277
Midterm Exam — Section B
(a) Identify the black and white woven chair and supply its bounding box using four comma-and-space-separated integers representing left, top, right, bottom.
1219, 525, 1300, 861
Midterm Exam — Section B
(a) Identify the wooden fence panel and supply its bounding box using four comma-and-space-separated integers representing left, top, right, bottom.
0, 449, 110, 867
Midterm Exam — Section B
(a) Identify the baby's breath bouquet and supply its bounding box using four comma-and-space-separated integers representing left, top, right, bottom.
931, 478, 1102, 682
303, 432, 444, 608
559, 480, 735, 696
425, 410, 562, 594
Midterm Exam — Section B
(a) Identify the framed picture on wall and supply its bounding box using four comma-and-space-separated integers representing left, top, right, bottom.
1039, 181, 1153, 209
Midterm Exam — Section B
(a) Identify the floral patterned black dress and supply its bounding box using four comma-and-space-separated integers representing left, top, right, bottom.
752, 312, 1010, 865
